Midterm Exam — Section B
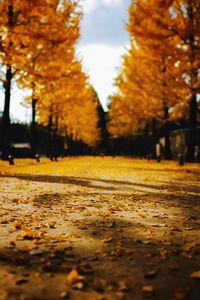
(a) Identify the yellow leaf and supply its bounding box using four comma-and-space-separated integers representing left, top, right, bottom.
142, 285, 155, 293
190, 270, 200, 279
22, 230, 35, 240
102, 237, 113, 243
67, 269, 84, 284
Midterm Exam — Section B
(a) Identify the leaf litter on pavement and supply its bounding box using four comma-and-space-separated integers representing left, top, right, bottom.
0, 157, 200, 300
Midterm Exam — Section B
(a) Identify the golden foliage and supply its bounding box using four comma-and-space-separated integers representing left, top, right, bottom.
108, 0, 200, 137
0, 0, 100, 147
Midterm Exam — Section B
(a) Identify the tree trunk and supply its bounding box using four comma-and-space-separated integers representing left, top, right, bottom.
163, 106, 171, 160
186, 93, 197, 162
186, 1, 197, 162
48, 114, 53, 158
1, 4, 14, 160
161, 57, 171, 160
30, 99, 37, 157
52, 115, 59, 160
144, 122, 151, 158
151, 118, 158, 159
1, 66, 12, 160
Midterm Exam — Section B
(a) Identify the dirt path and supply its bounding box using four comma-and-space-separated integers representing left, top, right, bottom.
0, 157, 200, 300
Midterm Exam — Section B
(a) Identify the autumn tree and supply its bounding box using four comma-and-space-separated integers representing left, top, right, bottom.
128, 0, 200, 161
0, 0, 81, 158
109, 0, 199, 160
0, 0, 49, 159
15, 0, 80, 157
109, 2, 177, 157
36, 61, 101, 155
0, 0, 20, 159
109, 44, 181, 158
170, 0, 199, 161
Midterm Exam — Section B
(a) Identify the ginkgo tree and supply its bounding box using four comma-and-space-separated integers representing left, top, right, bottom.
0, 0, 56, 158
14, 0, 80, 157
109, 41, 183, 159
169, 0, 200, 161
36, 60, 101, 155
109, 0, 199, 161
0, 0, 101, 158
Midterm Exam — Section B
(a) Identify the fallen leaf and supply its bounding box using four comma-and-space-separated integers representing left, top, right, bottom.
144, 270, 157, 278
60, 291, 70, 299
17, 245, 30, 251
125, 248, 135, 255
67, 269, 84, 284
118, 281, 129, 292
190, 270, 200, 279
21, 230, 35, 240
72, 282, 84, 289
102, 237, 113, 243
105, 221, 115, 228
46, 220, 56, 228
142, 285, 155, 293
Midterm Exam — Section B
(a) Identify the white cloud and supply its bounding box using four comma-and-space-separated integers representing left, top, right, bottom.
81, 0, 97, 14
79, 0, 129, 110
77, 43, 127, 110
81, 0, 123, 14
102, 0, 122, 6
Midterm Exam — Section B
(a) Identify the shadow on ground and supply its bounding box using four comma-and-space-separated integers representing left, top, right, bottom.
1, 173, 200, 194
0, 215, 200, 300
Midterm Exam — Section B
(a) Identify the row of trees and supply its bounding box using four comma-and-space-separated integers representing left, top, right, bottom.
0, 0, 101, 159
109, 0, 200, 162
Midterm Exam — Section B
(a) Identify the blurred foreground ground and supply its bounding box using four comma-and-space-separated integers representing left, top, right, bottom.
0, 157, 200, 300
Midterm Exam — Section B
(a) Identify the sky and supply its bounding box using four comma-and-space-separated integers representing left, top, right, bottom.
0, 0, 130, 122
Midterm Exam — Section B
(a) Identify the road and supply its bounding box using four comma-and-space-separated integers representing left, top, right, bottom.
0, 157, 200, 300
